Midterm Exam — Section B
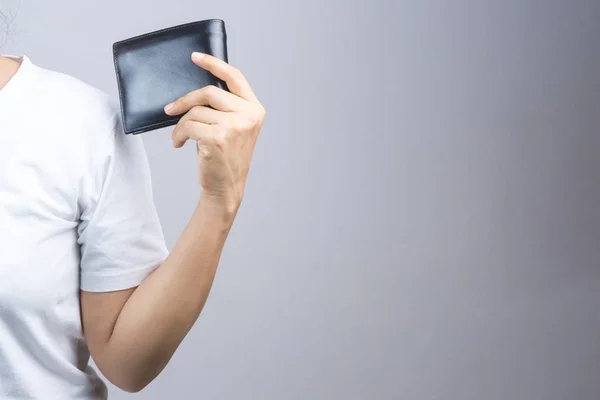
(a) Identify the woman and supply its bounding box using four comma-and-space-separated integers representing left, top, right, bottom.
0, 50, 265, 398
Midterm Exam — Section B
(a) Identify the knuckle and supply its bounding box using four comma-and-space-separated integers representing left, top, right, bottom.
190, 105, 204, 118
258, 104, 267, 118
232, 68, 244, 80
173, 118, 186, 132
215, 138, 226, 149
204, 84, 219, 96
231, 119, 246, 133
247, 109, 264, 126
251, 104, 266, 121
182, 118, 193, 128
176, 97, 189, 109
230, 117, 251, 133
209, 133, 226, 149
182, 119, 197, 133
244, 115, 258, 129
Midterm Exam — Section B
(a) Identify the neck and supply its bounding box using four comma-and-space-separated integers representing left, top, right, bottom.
0, 56, 22, 91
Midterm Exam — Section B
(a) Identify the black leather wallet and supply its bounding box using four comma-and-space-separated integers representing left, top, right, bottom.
112, 19, 228, 135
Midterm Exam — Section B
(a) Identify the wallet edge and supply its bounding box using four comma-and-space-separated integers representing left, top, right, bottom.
112, 18, 227, 135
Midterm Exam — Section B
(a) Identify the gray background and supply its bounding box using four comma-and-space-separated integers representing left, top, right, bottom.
2, 0, 600, 399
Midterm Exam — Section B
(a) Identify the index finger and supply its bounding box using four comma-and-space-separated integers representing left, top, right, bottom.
192, 52, 258, 103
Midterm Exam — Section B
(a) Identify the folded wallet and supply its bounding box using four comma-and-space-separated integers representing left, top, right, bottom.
112, 19, 229, 135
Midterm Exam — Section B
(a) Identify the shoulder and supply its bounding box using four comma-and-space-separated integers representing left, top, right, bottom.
33, 63, 122, 145
28, 61, 144, 179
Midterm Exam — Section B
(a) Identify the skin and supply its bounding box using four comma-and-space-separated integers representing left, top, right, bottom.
0, 56, 20, 88
0, 52, 266, 392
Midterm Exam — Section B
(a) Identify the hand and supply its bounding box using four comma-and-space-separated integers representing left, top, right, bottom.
164, 52, 266, 210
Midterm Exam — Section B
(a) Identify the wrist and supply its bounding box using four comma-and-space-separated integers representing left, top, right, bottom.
199, 191, 240, 223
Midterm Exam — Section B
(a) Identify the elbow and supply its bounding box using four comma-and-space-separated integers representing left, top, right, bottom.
98, 361, 157, 393
91, 342, 171, 393
110, 373, 153, 393
117, 380, 148, 394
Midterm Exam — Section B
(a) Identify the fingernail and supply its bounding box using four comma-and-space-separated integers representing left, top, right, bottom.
164, 102, 175, 113
192, 52, 205, 60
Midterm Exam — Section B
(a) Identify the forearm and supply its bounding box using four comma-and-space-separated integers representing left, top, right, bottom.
99, 194, 237, 391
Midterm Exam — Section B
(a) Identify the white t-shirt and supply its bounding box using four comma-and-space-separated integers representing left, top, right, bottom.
0, 55, 170, 398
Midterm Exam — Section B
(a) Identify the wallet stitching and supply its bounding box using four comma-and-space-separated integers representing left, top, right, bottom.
113, 19, 224, 48
132, 117, 179, 133
129, 119, 180, 135
113, 19, 225, 134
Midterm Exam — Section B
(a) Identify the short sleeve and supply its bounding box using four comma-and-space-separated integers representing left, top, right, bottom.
77, 110, 169, 292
